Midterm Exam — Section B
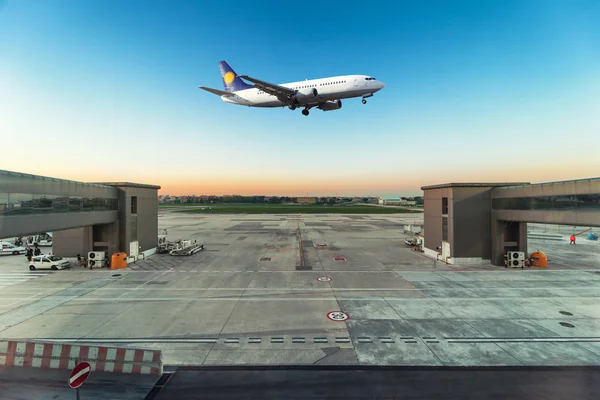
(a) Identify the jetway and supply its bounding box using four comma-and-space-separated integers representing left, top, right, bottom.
1, 170, 160, 258
422, 178, 600, 266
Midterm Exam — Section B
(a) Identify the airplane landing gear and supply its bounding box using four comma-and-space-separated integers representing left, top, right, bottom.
288, 104, 296, 110
302, 108, 309, 116
362, 99, 367, 104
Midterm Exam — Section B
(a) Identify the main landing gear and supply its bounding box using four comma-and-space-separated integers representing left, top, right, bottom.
302, 108, 310, 116
288, 104, 297, 110
362, 99, 367, 104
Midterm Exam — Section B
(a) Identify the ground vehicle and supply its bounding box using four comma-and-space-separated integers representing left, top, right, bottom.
0, 242, 27, 255
28, 255, 70, 271
25, 233, 53, 247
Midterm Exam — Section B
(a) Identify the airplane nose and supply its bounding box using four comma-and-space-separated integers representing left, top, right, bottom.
379, 81, 386, 89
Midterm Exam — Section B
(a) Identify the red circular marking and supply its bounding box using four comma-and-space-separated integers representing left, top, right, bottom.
327, 311, 349, 322
68, 361, 91, 389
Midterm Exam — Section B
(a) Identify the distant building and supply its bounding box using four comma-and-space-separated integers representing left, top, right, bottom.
379, 197, 402, 205
296, 196, 317, 204
378, 197, 417, 206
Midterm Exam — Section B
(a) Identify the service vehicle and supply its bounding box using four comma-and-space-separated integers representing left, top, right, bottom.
28, 254, 70, 271
0, 242, 27, 255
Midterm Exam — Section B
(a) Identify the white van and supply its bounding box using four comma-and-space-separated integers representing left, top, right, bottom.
28, 255, 70, 271
0, 242, 26, 256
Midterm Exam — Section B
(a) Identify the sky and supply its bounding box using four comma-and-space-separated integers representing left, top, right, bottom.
1, 0, 599, 197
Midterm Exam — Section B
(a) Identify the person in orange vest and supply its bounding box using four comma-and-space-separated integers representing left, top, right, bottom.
570, 234, 576, 245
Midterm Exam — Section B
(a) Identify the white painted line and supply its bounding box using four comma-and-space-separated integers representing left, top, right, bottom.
2, 293, 598, 304
0, 287, 424, 293
36, 338, 228, 344
115, 268, 174, 300
4, 285, 62, 308
447, 337, 600, 343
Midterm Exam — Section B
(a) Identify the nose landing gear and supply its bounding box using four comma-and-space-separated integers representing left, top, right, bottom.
362, 93, 373, 104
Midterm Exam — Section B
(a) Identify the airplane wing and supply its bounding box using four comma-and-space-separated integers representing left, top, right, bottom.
239, 75, 296, 103
198, 86, 236, 97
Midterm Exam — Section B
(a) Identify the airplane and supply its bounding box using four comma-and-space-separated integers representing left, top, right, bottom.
199, 61, 385, 116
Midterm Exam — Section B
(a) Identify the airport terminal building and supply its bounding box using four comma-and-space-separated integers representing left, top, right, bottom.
421, 178, 600, 266
0, 170, 160, 259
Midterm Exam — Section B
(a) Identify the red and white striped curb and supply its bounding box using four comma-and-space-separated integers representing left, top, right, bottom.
0, 341, 162, 375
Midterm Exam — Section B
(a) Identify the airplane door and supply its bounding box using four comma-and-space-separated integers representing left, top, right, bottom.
353, 78, 358, 87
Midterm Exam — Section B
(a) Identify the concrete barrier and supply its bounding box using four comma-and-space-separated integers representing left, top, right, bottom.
0, 341, 162, 375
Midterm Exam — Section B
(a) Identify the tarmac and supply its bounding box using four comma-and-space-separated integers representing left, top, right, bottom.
0, 212, 599, 372
0, 366, 156, 400
153, 365, 600, 400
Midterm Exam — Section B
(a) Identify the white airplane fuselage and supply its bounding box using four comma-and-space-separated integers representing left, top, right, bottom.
221, 75, 385, 108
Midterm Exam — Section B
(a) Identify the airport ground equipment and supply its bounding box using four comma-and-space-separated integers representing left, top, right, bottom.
503, 251, 548, 269
169, 240, 204, 256
88, 251, 106, 268
111, 252, 128, 270
24, 233, 53, 247
528, 251, 548, 268
157, 237, 183, 254
505, 251, 526, 269
574, 228, 592, 236
404, 234, 424, 253
157, 233, 173, 254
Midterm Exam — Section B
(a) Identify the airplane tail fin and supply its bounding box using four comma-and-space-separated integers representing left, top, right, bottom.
218, 60, 254, 92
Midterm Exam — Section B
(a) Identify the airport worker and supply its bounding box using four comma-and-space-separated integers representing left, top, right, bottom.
570, 234, 576, 245
34, 244, 41, 256
26, 247, 33, 261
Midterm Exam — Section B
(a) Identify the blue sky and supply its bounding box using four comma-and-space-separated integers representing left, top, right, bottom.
1, 0, 599, 196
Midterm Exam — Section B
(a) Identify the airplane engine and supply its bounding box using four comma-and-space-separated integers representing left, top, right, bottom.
294, 87, 318, 104
317, 100, 342, 111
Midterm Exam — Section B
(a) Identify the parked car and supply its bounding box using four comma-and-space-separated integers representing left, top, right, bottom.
28, 255, 70, 271
0, 242, 27, 255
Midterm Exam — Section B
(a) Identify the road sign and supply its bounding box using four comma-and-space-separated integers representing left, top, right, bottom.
317, 276, 332, 282
327, 311, 349, 322
69, 361, 91, 389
